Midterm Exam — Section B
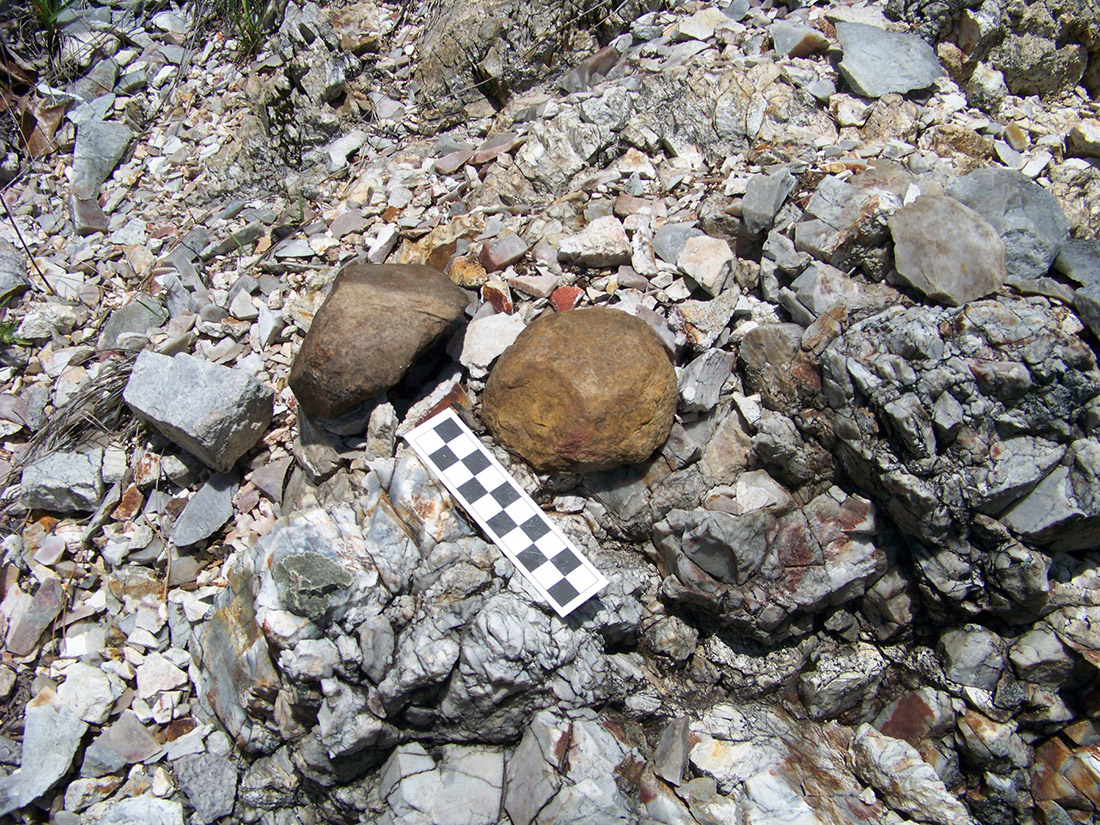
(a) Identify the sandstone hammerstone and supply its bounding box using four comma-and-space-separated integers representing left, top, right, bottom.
888, 195, 1006, 306
289, 263, 469, 419
482, 307, 677, 472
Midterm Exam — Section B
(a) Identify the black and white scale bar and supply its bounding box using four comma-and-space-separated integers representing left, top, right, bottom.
404, 407, 608, 616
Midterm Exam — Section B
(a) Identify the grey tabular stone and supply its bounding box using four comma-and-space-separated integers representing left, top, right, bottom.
888, 195, 1005, 306
654, 717, 692, 786
124, 351, 274, 472
98, 295, 168, 350
1074, 284, 1100, 339
0, 690, 89, 817
71, 196, 110, 235
20, 444, 104, 512
941, 626, 1006, 689
171, 473, 236, 547
81, 710, 161, 777
0, 239, 29, 302
836, 22, 945, 98
652, 223, 704, 264
1055, 239, 1100, 287
742, 169, 797, 235
174, 753, 238, 824
678, 349, 734, 412
798, 643, 887, 720
946, 168, 1070, 281
4, 579, 64, 656
98, 796, 184, 825
71, 119, 134, 199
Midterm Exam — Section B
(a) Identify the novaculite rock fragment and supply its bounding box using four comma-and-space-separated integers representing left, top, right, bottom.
124, 351, 274, 473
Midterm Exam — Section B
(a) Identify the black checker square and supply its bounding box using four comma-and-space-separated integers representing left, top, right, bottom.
457, 477, 489, 504
515, 545, 547, 571
460, 450, 491, 475
547, 578, 579, 606
434, 418, 463, 441
486, 511, 517, 538
430, 445, 459, 470
489, 482, 520, 508
550, 549, 581, 575
518, 515, 550, 542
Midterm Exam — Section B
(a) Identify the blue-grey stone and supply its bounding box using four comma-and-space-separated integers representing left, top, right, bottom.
836, 22, 945, 98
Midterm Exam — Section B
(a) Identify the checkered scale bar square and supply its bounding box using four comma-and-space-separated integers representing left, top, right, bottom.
403, 408, 608, 616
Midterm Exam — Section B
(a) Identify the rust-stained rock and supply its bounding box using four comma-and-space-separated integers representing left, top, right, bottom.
482, 307, 677, 472
289, 264, 469, 419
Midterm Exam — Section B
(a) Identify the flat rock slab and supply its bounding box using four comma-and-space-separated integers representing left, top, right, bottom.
71, 119, 134, 199
888, 195, 1006, 306
174, 753, 238, 823
946, 168, 1070, 281
0, 239, 29, 302
124, 351, 274, 473
482, 306, 677, 472
21, 444, 104, 512
836, 22, 945, 98
289, 263, 468, 419
0, 690, 88, 816
171, 473, 237, 547
1055, 239, 1100, 287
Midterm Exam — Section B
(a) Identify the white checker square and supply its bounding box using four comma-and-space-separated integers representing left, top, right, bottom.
443, 461, 473, 485
415, 430, 445, 453
565, 566, 599, 592
530, 560, 564, 589
448, 433, 479, 459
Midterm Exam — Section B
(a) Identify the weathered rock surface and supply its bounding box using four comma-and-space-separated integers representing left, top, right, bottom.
946, 168, 1070, 282
888, 195, 1006, 305
125, 351, 274, 473
836, 22, 945, 98
289, 264, 468, 419
483, 307, 677, 471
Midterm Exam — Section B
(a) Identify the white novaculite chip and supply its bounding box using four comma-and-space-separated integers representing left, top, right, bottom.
404, 407, 608, 616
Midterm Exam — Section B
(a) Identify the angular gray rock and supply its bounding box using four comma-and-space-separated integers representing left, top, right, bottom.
652, 223, 704, 264
0, 239, 30, 302
173, 753, 238, 823
888, 195, 1006, 306
946, 168, 1070, 282
98, 296, 168, 351
0, 689, 89, 817
836, 22, 945, 98
171, 473, 237, 547
678, 349, 734, 412
1055, 239, 1100, 287
941, 626, 1006, 689
124, 351, 274, 473
770, 22, 828, 57
97, 795, 185, 825
20, 444, 104, 512
71, 119, 134, 199
741, 168, 797, 235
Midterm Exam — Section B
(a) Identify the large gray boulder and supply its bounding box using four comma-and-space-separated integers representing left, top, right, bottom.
946, 168, 1070, 282
836, 22, 945, 98
124, 351, 274, 473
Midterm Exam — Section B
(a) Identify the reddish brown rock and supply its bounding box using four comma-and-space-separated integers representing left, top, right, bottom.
289, 264, 468, 419
482, 307, 677, 472
551, 285, 583, 311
